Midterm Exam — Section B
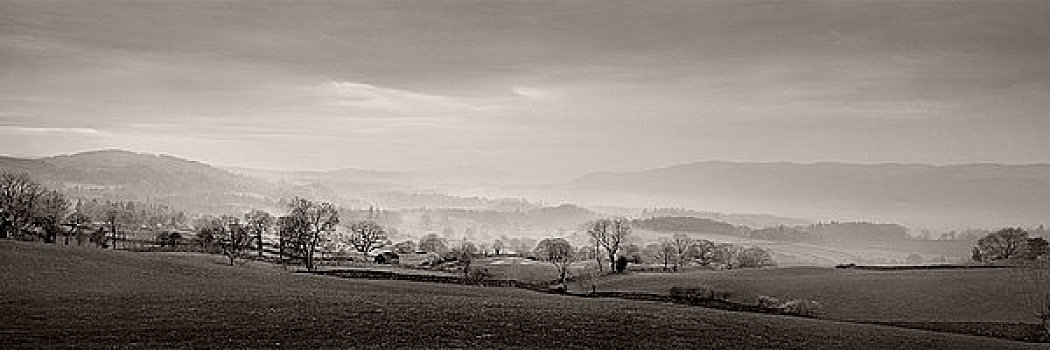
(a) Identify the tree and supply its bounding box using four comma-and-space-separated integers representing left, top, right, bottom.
534, 237, 575, 290
195, 215, 223, 249
449, 240, 478, 278
418, 233, 448, 253
67, 210, 91, 246
244, 209, 273, 258
219, 216, 251, 266
0, 172, 44, 239
33, 189, 68, 243
285, 197, 339, 271
103, 203, 126, 250
692, 239, 717, 266
90, 226, 108, 248
735, 246, 774, 268
713, 243, 740, 268
657, 239, 676, 269
587, 218, 631, 272
277, 214, 309, 264
492, 238, 504, 255
976, 227, 1029, 261
1026, 237, 1049, 259
346, 220, 387, 254
670, 233, 694, 271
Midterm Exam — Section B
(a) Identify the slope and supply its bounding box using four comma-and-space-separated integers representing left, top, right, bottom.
0, 240, 1042, 349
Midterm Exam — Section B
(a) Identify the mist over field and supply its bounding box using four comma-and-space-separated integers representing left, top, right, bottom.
1, 149, 1046, 266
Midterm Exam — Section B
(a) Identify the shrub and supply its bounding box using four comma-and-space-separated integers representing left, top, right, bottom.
670, 286, 731, 302
462, 267, 491, 285
756, 295, 781, 309
780, 299, 824, 318
374, 251, 399, 264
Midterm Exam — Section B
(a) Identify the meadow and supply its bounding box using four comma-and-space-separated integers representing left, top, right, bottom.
1, 240, 1041, 349
580, 267, 1035, 322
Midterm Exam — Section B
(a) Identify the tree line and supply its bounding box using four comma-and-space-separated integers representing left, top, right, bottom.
0, 171, 189, 247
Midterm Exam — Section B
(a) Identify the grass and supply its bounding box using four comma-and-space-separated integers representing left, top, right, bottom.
1, 240, 1044, 349
581, 266, 1038, 322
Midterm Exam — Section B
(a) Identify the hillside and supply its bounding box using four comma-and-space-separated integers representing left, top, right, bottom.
1, 240, 1041, 349
0, 149, 290, 214
569, 161, 1050, 230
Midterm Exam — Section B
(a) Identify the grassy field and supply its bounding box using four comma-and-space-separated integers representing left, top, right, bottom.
580, 267, 1039, 323
1, 241, 1043, 349
633, 229, 974, 266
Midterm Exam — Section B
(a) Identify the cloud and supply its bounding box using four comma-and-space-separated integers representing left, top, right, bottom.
0, 125, 102, 135
322, 81, 488, 116
511, 86, 553, 100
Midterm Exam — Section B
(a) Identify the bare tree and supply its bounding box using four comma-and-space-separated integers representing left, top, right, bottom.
218, 216, 250, 266
534, 237, 575, 290
104, 203, 125, 250
670, 233, 694, 271
419, 233, 448, 253
346, 220, 387, 255
67, 210, 90, 246
713, 243, 740, 269
658, 240, 677, 270
195, 215, 223, 249
277, 214, 308, 264
736, 246, 775, 268
692, 239, 717, 266
0, 172, 45, 238
587, 218, 630, 272
33, 189, 68, 243
244, 209, 273, 258
449, 239, 478, 279
286, 197, 339, 271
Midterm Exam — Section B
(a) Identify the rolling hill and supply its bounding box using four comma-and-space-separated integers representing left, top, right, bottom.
0, 149, 291, 214
569, 161, 1050, 230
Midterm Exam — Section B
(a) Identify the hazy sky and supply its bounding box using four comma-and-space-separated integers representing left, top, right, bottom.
2, 1, 1049, 179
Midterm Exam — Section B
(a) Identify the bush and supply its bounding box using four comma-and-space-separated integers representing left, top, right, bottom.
670, 286, 731, 302
756, 295, 781, 309
374, 251, 400, 264
462, 267, 490, 285
780, 299, 824, 318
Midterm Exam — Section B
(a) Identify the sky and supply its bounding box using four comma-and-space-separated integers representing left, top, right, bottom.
2, 0, 1049, 181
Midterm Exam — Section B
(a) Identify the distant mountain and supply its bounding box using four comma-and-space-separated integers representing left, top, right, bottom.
569, 161, 1050, 230
0, 149, 290, 214
0, 149, 538, 215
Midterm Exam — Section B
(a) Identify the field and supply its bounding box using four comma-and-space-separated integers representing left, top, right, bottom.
1, 241, 1042, 349
580, 267, 1037, 323
633, 229, 975, 266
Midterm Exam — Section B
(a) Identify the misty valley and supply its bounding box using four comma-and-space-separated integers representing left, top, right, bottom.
4, 1, 1050, 348
2, 149, 1049, 348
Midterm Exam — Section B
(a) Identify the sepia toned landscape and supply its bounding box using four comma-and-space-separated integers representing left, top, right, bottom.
2, 1, 1050, 349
